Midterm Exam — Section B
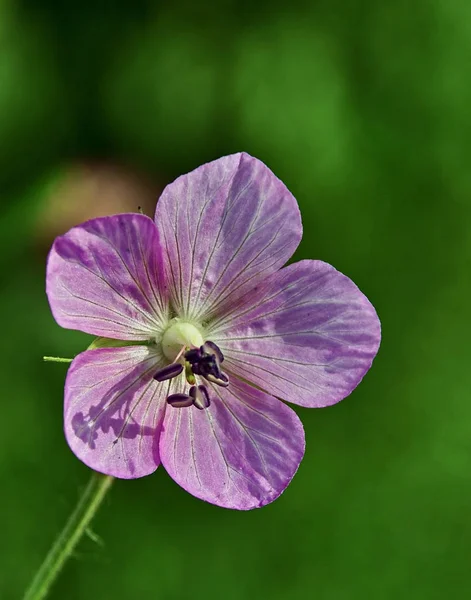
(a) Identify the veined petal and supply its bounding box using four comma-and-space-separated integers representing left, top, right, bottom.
212, 260, 381, 408
159, 377, 305, 510
47, 214, 168, 340
64, 346, 170, 478
154, 152, 302, 321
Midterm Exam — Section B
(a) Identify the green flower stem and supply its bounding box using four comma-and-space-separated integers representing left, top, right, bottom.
23, 472, 114, 600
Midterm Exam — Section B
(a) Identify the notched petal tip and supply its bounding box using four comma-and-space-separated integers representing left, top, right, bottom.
154, 152, 302, 319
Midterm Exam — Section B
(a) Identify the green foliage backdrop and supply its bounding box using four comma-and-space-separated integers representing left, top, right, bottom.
1, 1, 470, 598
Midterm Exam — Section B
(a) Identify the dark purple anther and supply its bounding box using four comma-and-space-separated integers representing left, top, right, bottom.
184, 340, 227, 388
190, 385, 211, 410
191, 362, 202, 375
197, 354, 220, 377
202, 341, 224, 363
203, 371, 229, 388
154, 362, 184, 382
167, 393, 193, 408
184, 348, 202, 364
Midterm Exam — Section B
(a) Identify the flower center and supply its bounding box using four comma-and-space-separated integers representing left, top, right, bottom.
161, 319, 204, 361
155, 326, 229, 412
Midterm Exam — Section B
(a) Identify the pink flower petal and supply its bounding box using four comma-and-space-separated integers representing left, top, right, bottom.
212, 260, 381, 408
47, 214, 168, 340
64, 346, 169, 478
154, 152, 301, 321
159, 377, 305, 510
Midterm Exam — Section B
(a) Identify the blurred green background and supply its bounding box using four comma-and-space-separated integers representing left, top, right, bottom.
1, 0, 470, 598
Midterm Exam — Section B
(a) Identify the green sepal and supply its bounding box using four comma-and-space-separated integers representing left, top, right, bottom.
43, 356, 73, 363
88, 337, 153, 350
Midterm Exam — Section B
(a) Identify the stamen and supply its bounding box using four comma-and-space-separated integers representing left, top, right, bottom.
184, 340, 228, 389
184, 348, 203, 364
203, 371, 229, 388
202, 341, 224, 363
153, 363, 183, 382
193, 354, 220, 377
190, 385, 211, 410
167, 393, 193, 408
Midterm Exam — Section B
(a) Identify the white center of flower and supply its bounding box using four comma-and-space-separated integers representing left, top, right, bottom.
161, 319, 204, 361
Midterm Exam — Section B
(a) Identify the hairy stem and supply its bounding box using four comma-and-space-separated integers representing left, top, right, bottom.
23, 472, 114, 600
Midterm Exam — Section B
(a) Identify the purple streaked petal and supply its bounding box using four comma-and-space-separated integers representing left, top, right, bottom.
159, 377, 305, 510
47, 214, 168, 340
64, 346, 170, 478
154, 152, 302, 322
212, 260, 381, 408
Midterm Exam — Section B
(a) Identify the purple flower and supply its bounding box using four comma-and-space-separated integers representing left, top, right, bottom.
46, 153, 381, 510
